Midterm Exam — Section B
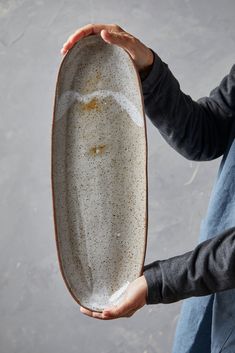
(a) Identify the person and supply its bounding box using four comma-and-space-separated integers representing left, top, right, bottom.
61, 24, 235, 352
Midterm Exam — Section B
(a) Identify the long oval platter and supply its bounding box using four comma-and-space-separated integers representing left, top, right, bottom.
51, 34, 148, 312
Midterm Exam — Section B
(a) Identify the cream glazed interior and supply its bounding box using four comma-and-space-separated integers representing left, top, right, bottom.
52, 34, 148, 312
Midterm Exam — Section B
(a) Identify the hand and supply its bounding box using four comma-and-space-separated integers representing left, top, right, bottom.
80, 275, 148, 320
61, 23, 154, 73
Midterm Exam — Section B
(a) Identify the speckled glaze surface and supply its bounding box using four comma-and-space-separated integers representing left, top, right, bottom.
51, 34, 148, 312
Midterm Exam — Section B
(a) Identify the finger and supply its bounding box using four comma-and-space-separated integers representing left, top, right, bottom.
101, 30, 134, 49
100, 30, 138, 60
103, 307, 135, 319
61, 24, 99, 54
80, 306, 111, 320
61, 23, 120, 53
102, 300, 132, 319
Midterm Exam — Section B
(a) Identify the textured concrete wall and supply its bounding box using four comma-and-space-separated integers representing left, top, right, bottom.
0, 1, 234, 352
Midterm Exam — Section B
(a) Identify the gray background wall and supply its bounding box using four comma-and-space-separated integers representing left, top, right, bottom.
0, 0, 234, 352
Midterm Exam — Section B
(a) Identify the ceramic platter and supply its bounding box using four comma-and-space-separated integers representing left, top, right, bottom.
51, 34, 148, 312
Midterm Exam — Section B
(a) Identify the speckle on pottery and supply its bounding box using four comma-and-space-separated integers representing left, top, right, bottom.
52, 34, 148, 312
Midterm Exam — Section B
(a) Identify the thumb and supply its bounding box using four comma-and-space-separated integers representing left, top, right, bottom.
103, 300, 131, 318
100, 29, 133, 52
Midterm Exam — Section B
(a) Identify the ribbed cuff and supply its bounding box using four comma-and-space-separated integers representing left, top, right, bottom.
143, 261, 163, 304
140, 49, 165, 95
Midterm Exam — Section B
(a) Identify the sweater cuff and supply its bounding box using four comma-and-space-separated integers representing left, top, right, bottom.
140, 49, 165, 94
143, 261, 163, 304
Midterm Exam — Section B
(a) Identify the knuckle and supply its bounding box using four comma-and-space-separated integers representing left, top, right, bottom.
129, 35, 136, 45
113, 24, 121, 30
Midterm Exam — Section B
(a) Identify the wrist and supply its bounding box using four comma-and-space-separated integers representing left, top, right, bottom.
138, 49, 154, 80
140, 275, 148, 304
139, 49, 154, 72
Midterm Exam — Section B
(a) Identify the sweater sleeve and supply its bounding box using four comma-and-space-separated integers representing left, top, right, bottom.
140, 49, 235, 161
143, 227, 235, 304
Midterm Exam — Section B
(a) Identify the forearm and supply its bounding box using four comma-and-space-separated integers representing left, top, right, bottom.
140, 50, 231, 161
143, 227, 235, 304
